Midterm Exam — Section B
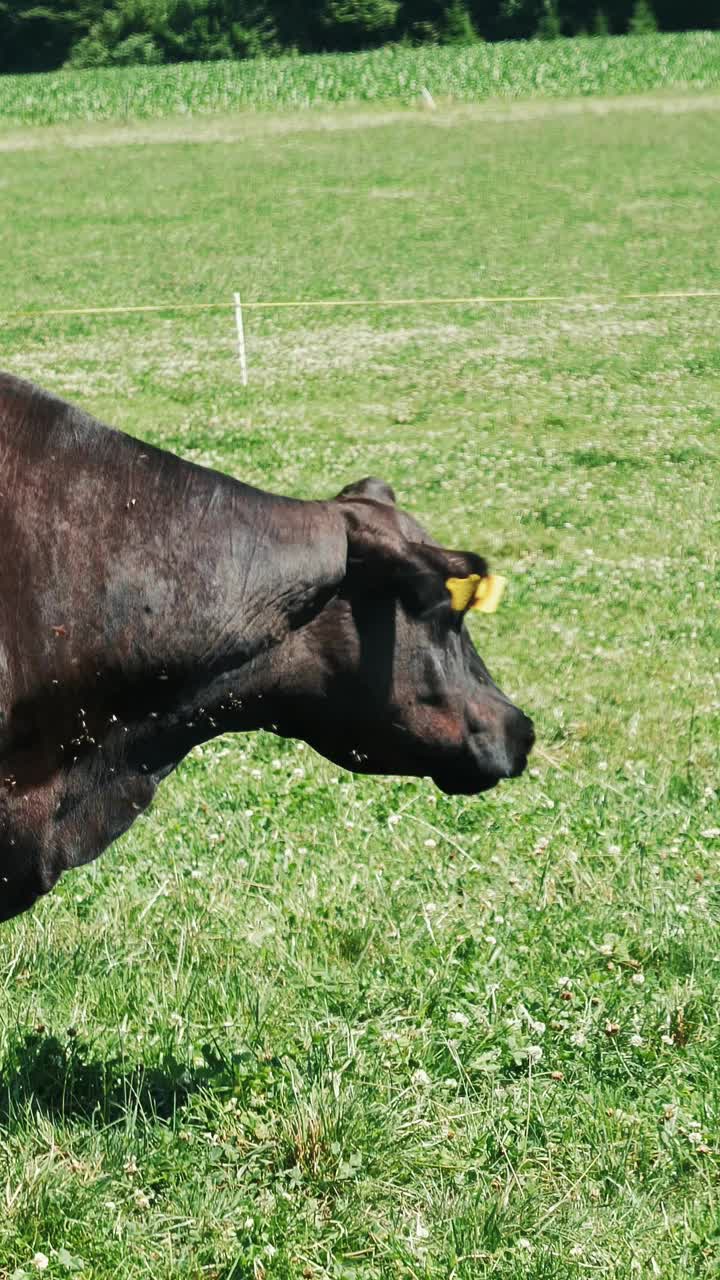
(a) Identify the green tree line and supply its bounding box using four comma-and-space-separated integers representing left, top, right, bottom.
0, 0, 717, 73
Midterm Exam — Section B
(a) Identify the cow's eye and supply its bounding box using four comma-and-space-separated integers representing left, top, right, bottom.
412, 592, 464, 631
401, 576, 457, 620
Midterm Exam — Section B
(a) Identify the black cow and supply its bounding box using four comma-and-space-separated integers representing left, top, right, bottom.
0, 372, 533, 923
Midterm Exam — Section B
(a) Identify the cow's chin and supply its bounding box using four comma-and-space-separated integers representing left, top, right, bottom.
299, 737, 503, 796
431, 770, 501, 797
336, 753, 502, 797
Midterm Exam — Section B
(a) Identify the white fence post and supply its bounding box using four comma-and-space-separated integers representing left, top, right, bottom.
233, 291, 248, 386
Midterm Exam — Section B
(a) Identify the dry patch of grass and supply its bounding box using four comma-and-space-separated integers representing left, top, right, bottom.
0, 88, 719, 154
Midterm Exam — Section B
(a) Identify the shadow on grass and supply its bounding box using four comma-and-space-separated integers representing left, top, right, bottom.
0, 1031, 241, 1125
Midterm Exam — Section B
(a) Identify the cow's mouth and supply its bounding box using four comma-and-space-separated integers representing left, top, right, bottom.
431, 741, 532, 795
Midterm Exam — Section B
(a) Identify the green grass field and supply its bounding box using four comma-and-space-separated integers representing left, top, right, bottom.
0, 66, 719, 1280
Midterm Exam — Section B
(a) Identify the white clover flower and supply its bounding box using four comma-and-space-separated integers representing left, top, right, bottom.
412, 1068, 431, 1088
632, 973, 645, 986
424, 838, 437, 848
448, 1011, 470, 1028
526, 1045, 543, 1065
31, 1255, 49, 1272
661, 1034, 675, 1046
629, 1034, 644, 1048
571, 1030, 588, 1048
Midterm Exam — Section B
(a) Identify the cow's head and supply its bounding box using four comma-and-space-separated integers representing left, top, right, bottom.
260, 478, 533, 796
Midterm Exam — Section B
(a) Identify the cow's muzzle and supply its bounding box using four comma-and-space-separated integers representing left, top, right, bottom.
433, 705, 534, 796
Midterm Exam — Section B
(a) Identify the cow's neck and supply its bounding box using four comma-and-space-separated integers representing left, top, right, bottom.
5, 401, 347, 786
0, 375, 350, 918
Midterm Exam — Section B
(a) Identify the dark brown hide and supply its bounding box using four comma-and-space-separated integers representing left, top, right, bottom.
0, 373, 532, 922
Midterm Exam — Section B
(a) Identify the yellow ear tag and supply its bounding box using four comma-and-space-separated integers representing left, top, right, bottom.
445, 573, 507, 614
471, 573, 507, 613
446, 574, 482, 612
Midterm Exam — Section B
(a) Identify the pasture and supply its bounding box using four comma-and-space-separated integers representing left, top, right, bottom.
0, 64, 719, 1280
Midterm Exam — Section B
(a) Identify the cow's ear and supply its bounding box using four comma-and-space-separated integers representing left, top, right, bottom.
339, 498, 488, 614
335, 476, 397, 505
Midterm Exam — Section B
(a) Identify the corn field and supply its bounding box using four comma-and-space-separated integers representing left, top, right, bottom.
1, 31, 719, 127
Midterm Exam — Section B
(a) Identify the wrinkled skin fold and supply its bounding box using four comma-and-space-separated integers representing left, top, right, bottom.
0, 373, 533, 923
